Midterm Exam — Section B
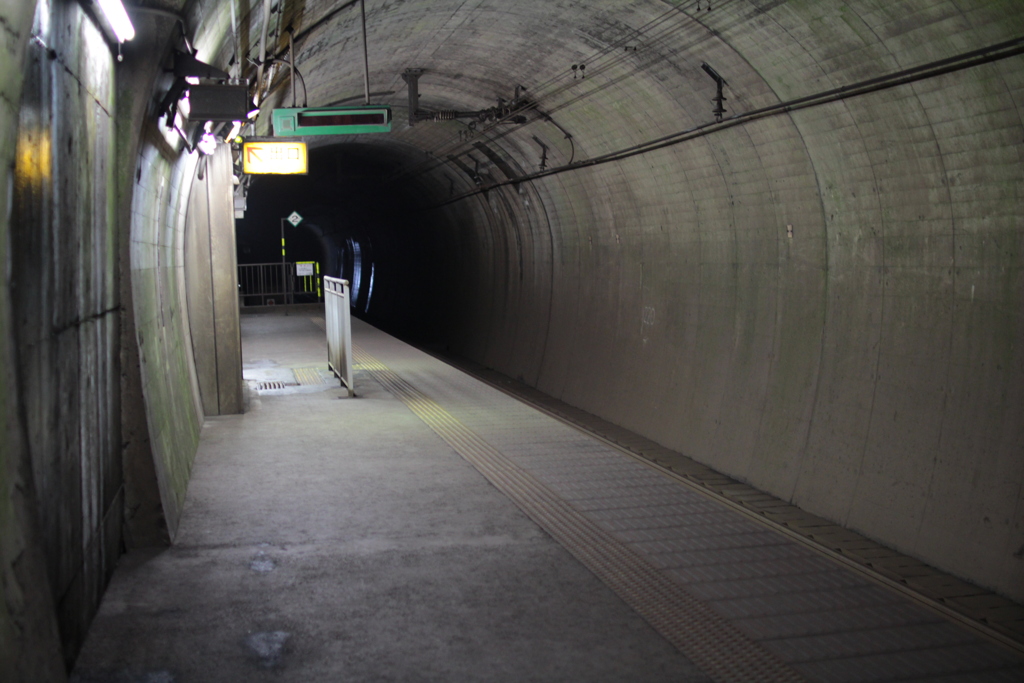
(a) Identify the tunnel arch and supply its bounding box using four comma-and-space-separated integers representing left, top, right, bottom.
2, 5, 1022, 669
134, 0, 1024, 600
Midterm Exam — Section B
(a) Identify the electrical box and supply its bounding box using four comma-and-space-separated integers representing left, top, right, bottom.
188, 85, 250, 122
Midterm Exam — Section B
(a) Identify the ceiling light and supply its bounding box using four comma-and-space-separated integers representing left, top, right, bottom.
96, 0, 135, 42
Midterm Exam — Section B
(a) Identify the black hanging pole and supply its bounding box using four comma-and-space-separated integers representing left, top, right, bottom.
288, 28, 296, 107
360, 0, 370, 104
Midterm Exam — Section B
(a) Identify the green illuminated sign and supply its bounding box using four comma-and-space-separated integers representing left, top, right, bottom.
272, 106, 393, 136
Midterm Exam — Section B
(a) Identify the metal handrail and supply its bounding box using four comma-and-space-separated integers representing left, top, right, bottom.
238, 262, 323, 306
238, 262, 294, 306
324, 276, 354, 397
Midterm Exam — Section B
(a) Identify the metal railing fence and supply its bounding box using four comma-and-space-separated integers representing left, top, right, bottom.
238, 262, 293, 306
238, 262, 322, 306
324, 276, 355, 397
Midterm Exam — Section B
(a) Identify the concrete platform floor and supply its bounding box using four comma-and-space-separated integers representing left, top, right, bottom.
72, 309, 1024, 682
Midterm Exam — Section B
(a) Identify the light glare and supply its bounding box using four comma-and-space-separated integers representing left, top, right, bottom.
197, 133, 217, 156
96, 0, 135, 42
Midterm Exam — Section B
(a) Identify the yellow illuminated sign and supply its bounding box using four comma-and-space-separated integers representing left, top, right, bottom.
242, 141, 308, 175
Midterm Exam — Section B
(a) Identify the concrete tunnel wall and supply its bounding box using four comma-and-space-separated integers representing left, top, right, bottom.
1, 4, 69, 680
227, 0, 1022, 600
1, 0, 209, 675
2, 0, 124, 675
1, 0, 1023, 679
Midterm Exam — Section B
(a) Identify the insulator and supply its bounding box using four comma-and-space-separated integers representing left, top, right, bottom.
432, 110, 458, 121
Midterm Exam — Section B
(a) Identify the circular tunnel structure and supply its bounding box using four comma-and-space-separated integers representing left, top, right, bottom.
201, 0, 1024, 603
2, 0, 1023, 671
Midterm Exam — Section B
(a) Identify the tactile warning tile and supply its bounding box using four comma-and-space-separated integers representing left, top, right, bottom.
442, 359, 1024, 653
353, 345, 805, 683
292, 367, 328, 386
309, 316, 326, 331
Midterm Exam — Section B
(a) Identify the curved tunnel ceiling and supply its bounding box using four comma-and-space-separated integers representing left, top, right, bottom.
164, 0, 1024, 600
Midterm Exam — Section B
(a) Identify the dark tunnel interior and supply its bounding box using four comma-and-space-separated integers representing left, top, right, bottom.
236, 143, 453, 343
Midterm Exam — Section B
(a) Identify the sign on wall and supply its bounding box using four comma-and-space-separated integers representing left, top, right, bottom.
272, 107, 392, 136
242, 141, 308, 175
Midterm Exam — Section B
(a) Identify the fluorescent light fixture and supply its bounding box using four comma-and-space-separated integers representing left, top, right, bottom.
226, 121, 242, 141
96, 0, 135, 42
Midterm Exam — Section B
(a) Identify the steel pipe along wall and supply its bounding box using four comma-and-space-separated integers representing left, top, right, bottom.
1, 0, 1022, 677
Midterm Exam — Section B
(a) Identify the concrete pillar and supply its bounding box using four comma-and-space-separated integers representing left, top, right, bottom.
184, 145, 243, 415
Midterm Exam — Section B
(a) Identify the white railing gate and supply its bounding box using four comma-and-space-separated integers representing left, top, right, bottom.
324, 276, 355, 397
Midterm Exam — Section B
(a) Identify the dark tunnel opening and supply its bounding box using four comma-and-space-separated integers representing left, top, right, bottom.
235, 142, 458, 345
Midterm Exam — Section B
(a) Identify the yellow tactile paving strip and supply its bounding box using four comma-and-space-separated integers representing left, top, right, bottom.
292, 366, 328, 386
352, 345, 806, 683
444, 360, 1024, 654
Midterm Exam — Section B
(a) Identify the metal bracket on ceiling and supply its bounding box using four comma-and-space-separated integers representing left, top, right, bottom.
401, 68, 425, 127
401, 68, 529, 127
532, 135, 549, 171
158, 50, 234, 128
172, 50, 230, 80
701, 61, 728, 122
469, 155, 483, 185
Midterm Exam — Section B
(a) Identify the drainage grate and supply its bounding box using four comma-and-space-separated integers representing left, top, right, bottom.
352, 345, 806, 683
255, 381, 296, 391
